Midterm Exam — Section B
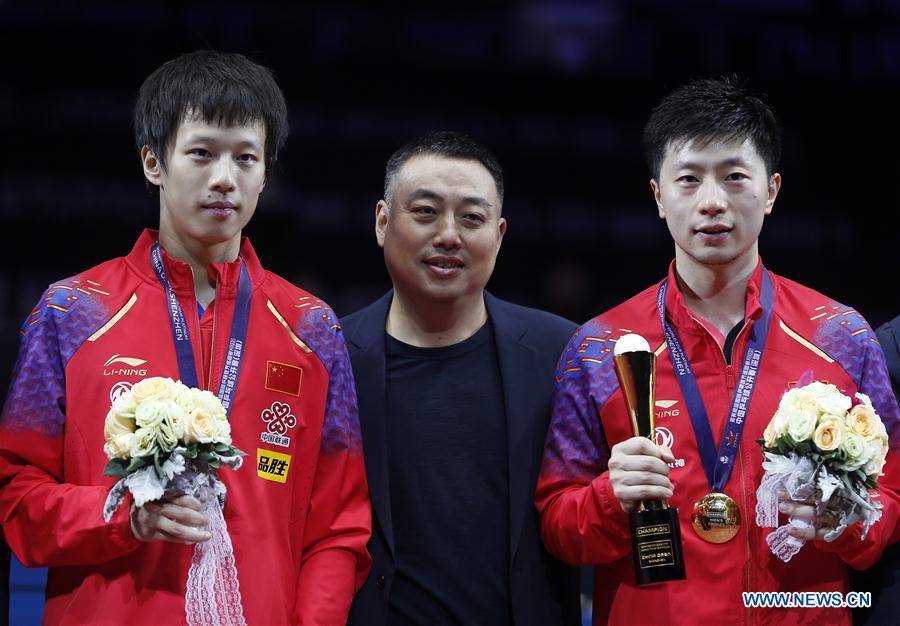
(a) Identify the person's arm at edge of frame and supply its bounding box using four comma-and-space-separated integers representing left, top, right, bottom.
0, 286, 141, 568
535, 322, 635, 565
293, 319, 372, 625
813, 325, 900, 567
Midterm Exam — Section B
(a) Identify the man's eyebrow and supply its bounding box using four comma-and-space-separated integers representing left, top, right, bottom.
461, 195, 493, 210
673, 157, 750, 170
182, 135, 262, 151
406, 188, 443, 202
405, 188, 493, 209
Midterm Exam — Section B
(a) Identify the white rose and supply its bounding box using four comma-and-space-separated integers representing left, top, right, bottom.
787, 410, 817, 444
103, 433, 133, 459
772, 407, 792, 437
817, 388, 852, 416
184, 407, 218, 444
135, 399, 168, 429
112, 391, 138, 419
212, 419, 233, 446
104, 407, 135, 439
131, 377, 175, 403
862, 438, 888, 477
190, 389, 227, 421
165, 404, 187, 441
129, 427, 159, 458
840, 431, 871, 471
155, 402, 188, 452
171, 381, 194, 412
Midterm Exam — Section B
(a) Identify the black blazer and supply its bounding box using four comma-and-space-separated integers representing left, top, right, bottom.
343, 291, 581, 626
850, 316, 900, 626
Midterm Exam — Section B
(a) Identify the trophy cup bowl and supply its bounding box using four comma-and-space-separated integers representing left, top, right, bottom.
614, 333, 686, 584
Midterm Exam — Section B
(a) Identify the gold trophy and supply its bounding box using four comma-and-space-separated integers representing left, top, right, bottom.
613, 334, 686, 584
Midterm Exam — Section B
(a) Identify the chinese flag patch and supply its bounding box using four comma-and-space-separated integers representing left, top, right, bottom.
265, 361, 302, 397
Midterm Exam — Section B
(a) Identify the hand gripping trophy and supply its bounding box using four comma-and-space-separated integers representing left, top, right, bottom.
613, 334, 686, 584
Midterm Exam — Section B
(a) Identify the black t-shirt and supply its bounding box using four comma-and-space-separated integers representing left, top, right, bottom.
385, 322, 511, 625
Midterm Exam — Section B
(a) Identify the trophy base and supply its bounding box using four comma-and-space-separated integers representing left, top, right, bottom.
629, 505, 686, 585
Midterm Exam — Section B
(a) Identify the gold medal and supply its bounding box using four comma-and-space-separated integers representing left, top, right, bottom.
691, 492, 740, 543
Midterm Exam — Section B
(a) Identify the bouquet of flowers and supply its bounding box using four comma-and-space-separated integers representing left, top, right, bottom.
755, 375, 889, 562
102, 376, 247, 625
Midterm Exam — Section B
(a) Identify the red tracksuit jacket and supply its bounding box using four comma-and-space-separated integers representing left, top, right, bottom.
0, 230, 372, 625
537, 261, 900, 626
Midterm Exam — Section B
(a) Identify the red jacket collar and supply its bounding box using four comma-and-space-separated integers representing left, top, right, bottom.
663, 258, 766, 333
125, 229, 266, 297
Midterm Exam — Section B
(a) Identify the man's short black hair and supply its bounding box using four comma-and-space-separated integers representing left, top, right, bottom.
384, 131, 504, 208
134, 50, 289, 172
643, 76, 781, 180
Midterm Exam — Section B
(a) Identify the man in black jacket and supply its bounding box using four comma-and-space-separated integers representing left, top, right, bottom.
344, 131, 580, 625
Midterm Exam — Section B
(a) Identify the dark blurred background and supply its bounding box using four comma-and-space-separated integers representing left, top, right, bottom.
2, 0, 900, 622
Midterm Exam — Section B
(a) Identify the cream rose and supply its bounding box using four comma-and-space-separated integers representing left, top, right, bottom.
103, 433, 133, 459
104, 407, 135, 440
840, 431, 871, 471
813, 417, 843, 452
787, 410, 817, 444
185, 407, 218, 444
763, 419, 777, 447
129, 427, 159, 458
847, 404, 880, 439
131, 377, 176, 403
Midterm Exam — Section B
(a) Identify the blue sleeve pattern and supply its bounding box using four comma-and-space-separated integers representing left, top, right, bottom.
815, 302, 900, 449
541, 319, 620, 482
1, 279, 110, 436
293, 299, 363, 456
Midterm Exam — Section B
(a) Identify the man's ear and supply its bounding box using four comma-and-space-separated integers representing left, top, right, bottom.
650, 179, 665, 218
764, 173, 781, 215
141, 146, 163, 187
375, 200, 390, 248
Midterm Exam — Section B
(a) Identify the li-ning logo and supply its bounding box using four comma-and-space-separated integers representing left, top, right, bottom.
103, 354, 148, 376
260, 401, 297, 448
655, 399, 680, 418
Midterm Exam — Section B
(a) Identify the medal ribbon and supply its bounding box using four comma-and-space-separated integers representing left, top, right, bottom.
656, 268, 775, 492
151, 243, 252, 415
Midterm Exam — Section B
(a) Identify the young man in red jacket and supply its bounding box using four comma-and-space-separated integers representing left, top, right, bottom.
0, 50, 371, 625
536, 77, 900, 625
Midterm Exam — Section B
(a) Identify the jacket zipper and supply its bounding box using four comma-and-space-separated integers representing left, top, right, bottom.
730, 323, 757, 625
695, 317, 757, 624
206, 275, 219, 393
184, 266, 205, 392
